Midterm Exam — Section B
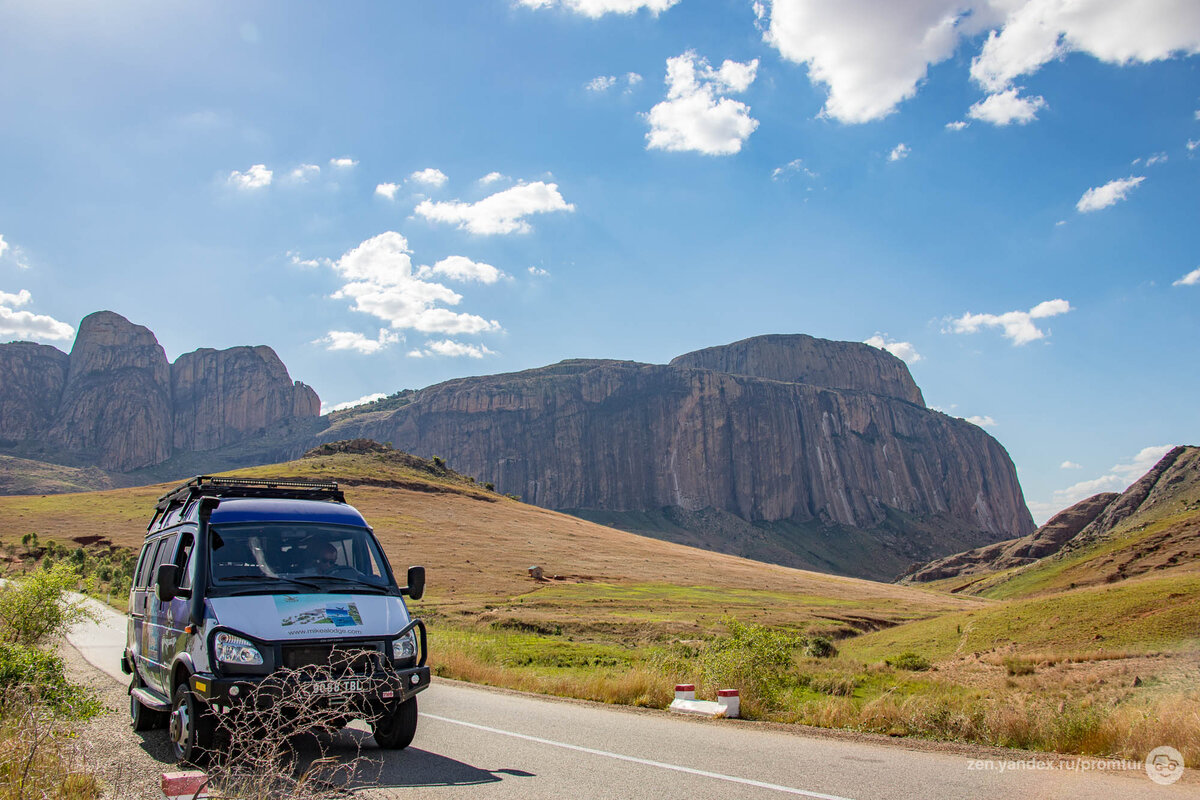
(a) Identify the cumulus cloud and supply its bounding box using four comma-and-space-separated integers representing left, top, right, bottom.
888, 143, 910, 161
863, 333, 922, 364
314, 329, 400, 355
762, 0, 1200, 124
330, 157, 358, 168
0, 235, 8, 259
587, 72, 643, 93
287, 251, 328, 269
480, 172, 507, 185
963, 415, 997, 427
322, 392, 388, 415
1076, 175, 1145, 212
1173, 267, 1200, 286
1134, 152, 1168, 166
289, 164, 321, 182
1060, 460, 1082, 469
0, 235, 29, 270
1049, 445, 1174, 510
1189, 139, 1199, 152
320, 231, 502, 356
414, 181, 575, 235
228, 164, 272, 189
518, 0, 679, 17
528, 266, 550, 277
408, 339, 496, 359
375, 182, 400, 200
967, 87, 1046, 125
0, 290, 74, 341
945, 120, 970, 131
946, 298, 1071, 345
645, 51, 760, 155
410, 168, 448, 187
417, 255, 505, 284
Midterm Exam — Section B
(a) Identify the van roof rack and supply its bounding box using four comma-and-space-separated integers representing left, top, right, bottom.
155, 475, 346, 512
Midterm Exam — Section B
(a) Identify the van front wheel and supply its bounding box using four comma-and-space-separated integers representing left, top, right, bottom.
372, 697, 418, 749
169, 684, 214, 765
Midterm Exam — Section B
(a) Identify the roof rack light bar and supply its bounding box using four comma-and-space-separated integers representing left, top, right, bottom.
155, 474, 345, 509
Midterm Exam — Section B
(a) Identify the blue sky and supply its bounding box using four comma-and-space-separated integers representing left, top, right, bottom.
1, 0, 1197, 523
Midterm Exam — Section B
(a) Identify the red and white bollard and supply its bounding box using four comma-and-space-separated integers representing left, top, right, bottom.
717, 688, 740, 718
674, 683, 696, 701
161, 770, 209, 800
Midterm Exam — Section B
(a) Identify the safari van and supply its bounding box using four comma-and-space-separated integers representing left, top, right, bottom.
122, 476, 429, 763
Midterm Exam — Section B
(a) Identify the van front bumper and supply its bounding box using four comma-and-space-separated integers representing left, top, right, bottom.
190, 665, 431, 715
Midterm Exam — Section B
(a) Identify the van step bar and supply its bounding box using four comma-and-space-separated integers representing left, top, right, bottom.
131, 687, 171, 712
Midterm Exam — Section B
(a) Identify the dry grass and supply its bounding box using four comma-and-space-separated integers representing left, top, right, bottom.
0, 691, 100, 800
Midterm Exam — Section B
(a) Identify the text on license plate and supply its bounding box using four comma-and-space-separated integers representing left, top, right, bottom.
306, 678, 370, 695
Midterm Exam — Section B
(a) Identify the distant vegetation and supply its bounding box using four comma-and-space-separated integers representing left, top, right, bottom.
324, 389, 416, 422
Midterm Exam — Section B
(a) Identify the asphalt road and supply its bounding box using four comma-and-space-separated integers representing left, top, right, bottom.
69, 599, 1195, 800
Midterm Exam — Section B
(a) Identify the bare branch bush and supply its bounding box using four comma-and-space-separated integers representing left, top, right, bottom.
0, 684, 101, 800
200, 648, 398, 800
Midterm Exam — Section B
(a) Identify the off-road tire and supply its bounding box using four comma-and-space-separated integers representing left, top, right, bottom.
129, 674, 167, 731
372, 697, 418, 749
169, 683, 215, 765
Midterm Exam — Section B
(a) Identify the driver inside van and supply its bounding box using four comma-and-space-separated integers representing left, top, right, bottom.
315, 542, 340, 573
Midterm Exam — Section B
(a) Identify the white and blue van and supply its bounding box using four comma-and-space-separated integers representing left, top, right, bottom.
122, 476, 430, 763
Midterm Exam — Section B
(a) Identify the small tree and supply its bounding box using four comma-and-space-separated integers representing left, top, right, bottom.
0, 563, 98, 648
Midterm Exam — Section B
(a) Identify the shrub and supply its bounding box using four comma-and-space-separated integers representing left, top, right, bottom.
886, 652, 931, 671
804, 636, 838, 659
1003, 656, 1036, 676
0, 564, 97, 648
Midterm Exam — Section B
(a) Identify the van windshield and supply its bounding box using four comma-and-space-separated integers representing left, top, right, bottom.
208, 523, 394, 591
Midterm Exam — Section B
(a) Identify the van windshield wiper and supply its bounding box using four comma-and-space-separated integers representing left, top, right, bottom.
218, 576, 325, 593
290, 574, 390, 593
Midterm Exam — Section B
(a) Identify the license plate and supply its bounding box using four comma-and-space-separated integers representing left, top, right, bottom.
305, 678, 370, 696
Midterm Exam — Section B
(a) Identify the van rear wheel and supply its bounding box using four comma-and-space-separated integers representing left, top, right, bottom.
129, 675, 167, 731
372, 697, 418, 749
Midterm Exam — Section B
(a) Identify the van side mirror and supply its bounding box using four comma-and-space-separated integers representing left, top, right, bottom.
155, 564, 190, 602
402, 566, 425, 601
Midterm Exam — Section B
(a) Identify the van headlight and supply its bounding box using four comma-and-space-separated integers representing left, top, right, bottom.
214, 632, 264, 665
393, 630, 417, 660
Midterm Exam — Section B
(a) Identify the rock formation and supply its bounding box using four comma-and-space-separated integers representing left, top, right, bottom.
322, 335, 1034, 578
0, 311, 321, 472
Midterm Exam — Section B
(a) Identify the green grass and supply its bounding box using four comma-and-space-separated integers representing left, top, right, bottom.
842, 572, 1200, 664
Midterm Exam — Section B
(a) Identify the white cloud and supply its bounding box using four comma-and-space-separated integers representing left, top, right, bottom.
325, 232, 502, 339
228, 164, 272, 190
863, 333, 922, 364
1049, 444, 1175, 510
945, 120, 969, 130
0, 290, 74, 341
0, 235, 8, 259
330, 157, 358, 168
375, 182, 400, 200
1076, 175, 1145, 212
528, 266, 550, 277
289, 163, 320, 182
0, 235, 30, 270
762, 1, 1200, 124
963, 415, 997, 428
771, 158, 817, 180
410, 168, 448, 188
645, 51, 760, 155
322, 392, 388, 415
287, 251, 327, 269
625, 71, 643, 88
1138, 152, 1168, 166
314, 329, 400, 355
587, 75, 618, 92
480, 172, 507, 185
517, 0, 680, 17
946, 298, 1071, 345
1173, 267, 1200, 286
1189, 139, 1200, 152
1060, 460, 1082, 469
418, 255, 505, 284
414, 181, 575, 235
967, 87, 1046, 125
408, 339, 496, 359
888, 143, 910, 161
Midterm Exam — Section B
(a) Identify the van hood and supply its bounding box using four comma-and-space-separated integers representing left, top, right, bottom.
207, 593, 410, 641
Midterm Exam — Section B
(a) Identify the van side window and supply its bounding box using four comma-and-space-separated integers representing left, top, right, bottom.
136, 540, 161, 588
152, 535, 179, 582
176, 532, 195, 590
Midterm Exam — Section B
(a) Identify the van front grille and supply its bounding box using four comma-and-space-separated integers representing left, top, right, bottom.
281, 642, 384, 674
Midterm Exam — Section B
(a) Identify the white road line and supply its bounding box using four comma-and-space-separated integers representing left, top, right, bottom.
423, 713, 856, 800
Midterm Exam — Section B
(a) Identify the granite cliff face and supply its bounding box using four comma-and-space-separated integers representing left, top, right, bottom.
0, 311, 320, 472
323, 336, 1033, 578
0, 342, 70, 442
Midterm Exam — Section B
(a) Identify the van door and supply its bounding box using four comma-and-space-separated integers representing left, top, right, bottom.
129, 537, 162, 684
143, 533, 179, 695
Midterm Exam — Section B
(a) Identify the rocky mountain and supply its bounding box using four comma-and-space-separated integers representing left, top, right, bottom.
322, 335, 1034, 579
902, 445, 1200, 588
0, 311, 320, 472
